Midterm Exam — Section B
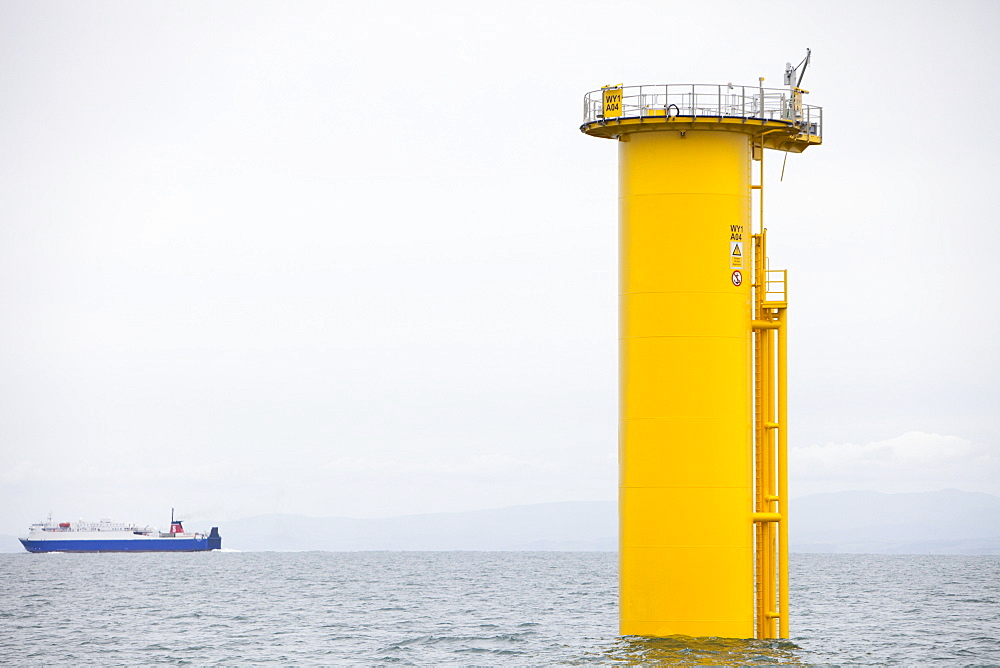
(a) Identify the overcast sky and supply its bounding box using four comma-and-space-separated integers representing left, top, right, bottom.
2, 0, 997, 533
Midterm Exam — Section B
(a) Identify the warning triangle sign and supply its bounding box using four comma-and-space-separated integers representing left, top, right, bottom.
732, 244, 742, 256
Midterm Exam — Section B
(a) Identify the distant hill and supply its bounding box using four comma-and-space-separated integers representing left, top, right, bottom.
5, 491, 998, 554
223, 501, 617, 552
789, 489, 1000, 554
221, 490, 1000, 554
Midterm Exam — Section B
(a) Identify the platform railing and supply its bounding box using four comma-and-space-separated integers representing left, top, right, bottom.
583, 84, 822, 139
764, 269, 788, 305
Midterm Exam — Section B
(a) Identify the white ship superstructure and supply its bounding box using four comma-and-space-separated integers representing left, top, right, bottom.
20, 512, 221, 553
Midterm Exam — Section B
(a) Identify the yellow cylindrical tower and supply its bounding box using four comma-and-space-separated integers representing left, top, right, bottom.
581, 83, 822, 639
620, 128, 754, 638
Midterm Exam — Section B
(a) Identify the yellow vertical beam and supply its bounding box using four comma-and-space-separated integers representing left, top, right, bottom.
766, 341, 777, 639
763, 340, 776, 637
777, 307, 789, 638
758, 331, 768, 638
757, 150, 769, 642
752, 231, 765, 637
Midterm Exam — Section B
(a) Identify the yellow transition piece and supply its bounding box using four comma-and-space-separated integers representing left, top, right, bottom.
618, 130, 754, 638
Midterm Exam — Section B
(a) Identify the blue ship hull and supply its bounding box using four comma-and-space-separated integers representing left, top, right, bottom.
20, 537, 215, 553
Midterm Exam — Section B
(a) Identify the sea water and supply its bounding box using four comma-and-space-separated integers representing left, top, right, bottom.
0, 552, 997, 664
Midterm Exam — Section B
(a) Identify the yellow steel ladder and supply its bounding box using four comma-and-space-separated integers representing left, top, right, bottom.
750, 149, 789, 639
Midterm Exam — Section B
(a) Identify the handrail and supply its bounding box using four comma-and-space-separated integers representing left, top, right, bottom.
582, 83, 822, 139
765, 269, 788, 304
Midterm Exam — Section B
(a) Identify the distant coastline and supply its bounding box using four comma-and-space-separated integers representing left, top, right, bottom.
4, 490, 998, 554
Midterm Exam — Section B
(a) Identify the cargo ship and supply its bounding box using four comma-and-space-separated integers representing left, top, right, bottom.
19, 510, 221, 553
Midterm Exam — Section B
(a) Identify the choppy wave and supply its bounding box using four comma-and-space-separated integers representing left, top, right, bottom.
0, 551, 996, 664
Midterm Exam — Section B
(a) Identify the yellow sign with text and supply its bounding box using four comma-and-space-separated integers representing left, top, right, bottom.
730, 241, 743, 268
602, 87, 623, 118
